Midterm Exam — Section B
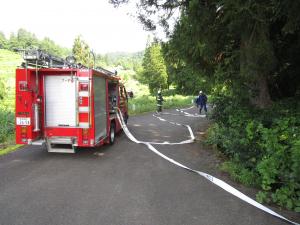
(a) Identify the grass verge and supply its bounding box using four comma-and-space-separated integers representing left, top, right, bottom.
128, 95, 194, 115
0, 141, 22, 156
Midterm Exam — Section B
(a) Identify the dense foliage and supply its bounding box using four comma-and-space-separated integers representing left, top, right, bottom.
162, 43, 212, 95
0, 49, 22, 144
0, 110, 14, 144
72, 35, 94, 66
207, 94, 300, 211
110, 0, 300, 211
137, 42, 168, 94
0, 76, 13, 143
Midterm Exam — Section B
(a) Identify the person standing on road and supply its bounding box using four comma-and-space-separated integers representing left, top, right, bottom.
196, 91, 207, 114
156, 90, 164, 113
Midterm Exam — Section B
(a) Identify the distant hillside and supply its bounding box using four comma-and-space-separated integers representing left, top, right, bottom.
1, 28, 144, 72
0, 29, 70, 58
105, 51, 144, 58
104, 51, 144, 63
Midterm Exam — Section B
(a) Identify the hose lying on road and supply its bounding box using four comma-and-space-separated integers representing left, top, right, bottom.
115, 107, 299, 225
157, 105, 205, 118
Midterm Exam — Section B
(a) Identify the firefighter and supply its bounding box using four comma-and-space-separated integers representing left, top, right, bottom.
156, 90, 164, 113
196, 90, 208, 114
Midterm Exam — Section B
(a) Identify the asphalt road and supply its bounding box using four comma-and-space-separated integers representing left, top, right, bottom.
0, 107, 299, 225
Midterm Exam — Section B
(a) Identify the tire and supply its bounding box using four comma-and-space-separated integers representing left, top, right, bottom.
109, 122, 115, 145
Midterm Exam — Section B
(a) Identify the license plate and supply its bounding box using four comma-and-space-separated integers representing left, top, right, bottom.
16, 117, 31, 126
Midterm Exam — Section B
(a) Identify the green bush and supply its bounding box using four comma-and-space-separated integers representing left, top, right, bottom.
0, 110, 14, 143
220, 161, 260, 187
207, 96, 300, 211
161, 88, 177, 96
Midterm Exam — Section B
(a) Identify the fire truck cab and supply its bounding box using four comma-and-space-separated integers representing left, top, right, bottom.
15, 50, 128, 153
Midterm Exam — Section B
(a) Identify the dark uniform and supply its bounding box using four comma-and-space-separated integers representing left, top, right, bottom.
156, 92, 164, 112
196, 91, 207, 114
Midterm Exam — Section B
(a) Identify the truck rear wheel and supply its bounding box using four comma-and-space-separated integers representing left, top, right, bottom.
109, 122, 115, 145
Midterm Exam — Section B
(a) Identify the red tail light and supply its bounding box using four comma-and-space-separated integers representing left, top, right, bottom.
82, 128, 89, 139
21, 126, 27, 137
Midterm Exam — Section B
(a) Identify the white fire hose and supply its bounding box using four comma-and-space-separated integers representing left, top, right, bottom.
115, 107, 299, 225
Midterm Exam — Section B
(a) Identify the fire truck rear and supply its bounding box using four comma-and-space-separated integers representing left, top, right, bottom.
15, 50, 129, 153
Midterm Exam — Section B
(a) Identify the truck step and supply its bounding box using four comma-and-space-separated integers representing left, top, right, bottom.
31, 139, 45, 146
46, 137, 75, 153
47, 144, 75, 153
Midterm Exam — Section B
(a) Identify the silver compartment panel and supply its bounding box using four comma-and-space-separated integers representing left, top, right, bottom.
45, 75, 77, 127
93, 76, 107, 140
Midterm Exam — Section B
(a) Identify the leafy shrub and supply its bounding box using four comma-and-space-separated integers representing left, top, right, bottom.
207, 96, 300, 211
161, 88, 177, 96
0, 110, 14, 143
221, 161, 260, 187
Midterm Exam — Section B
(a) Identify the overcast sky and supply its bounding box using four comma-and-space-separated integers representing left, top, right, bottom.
0, 0, 150, 53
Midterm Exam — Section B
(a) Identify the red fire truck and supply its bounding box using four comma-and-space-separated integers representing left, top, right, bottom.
15, 50, 129, 153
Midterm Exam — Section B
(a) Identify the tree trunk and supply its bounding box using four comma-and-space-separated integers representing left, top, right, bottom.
250, 75, 272, 109
240, 21, 275, 109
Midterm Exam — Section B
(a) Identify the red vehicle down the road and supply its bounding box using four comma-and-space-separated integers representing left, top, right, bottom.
15, 50, 128, 153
